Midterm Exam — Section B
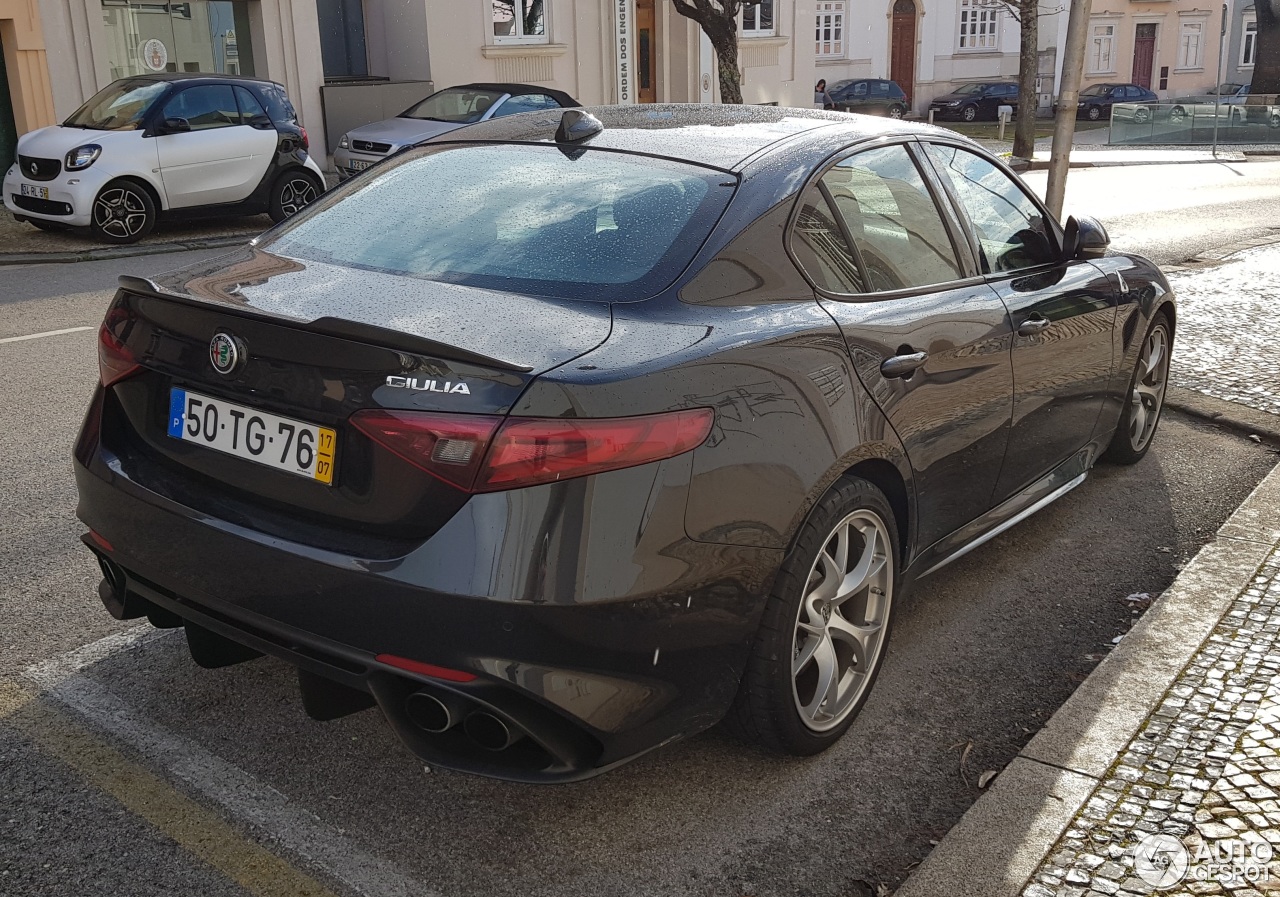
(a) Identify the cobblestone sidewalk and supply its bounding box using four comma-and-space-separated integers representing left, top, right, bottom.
1020, 550, 1280, 897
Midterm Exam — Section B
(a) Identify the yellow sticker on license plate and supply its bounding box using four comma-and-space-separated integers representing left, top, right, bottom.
168, 388, 336, 485
20, 184, 50, 200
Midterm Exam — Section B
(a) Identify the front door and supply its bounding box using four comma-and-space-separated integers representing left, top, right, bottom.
637, 0, 657, 103
890, 0, 917, 107
920, 142, 1116, 502
1132, 24, 1157, 90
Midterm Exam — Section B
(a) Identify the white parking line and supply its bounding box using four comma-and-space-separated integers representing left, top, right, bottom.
25, 628, 430, 897
0, 325, 94, 344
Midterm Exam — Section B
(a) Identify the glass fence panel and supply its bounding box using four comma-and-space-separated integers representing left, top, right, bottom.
1109, 100, 1280, 145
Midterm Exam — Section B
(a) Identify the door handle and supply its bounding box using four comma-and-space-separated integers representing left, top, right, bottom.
880, 351, 928, 379
1018, 315, 1052, 336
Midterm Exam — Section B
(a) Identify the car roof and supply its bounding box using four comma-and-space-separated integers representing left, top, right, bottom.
430, 103, 940, 172
449, 82, 578, 106
117, 72, 281, 88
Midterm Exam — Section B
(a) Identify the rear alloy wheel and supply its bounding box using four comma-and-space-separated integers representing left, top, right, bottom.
269, 170, 322, 223
1134, 106, 1151, 124
962, 104, 978, 122
887, 104, 905, 119
91, 180, 156, 245
726, 476, 897, 754
1103, 314, 1171, 465
1169, 106, 1186, 123
1087, 105, 1102, 121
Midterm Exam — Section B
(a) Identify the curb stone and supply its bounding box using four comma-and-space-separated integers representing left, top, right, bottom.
0, 233, 254, 267
892, 459, 1280, 897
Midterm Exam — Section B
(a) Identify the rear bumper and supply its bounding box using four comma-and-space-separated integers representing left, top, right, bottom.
74, 386, 780, 781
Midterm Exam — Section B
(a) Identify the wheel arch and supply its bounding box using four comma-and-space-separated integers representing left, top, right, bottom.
841, 458, 910, 566
102, 174, 165, 213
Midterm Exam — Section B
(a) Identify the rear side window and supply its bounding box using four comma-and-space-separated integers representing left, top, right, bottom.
262, 144, 734, 301
234, 87, 269, 125
258, 82, 298, 124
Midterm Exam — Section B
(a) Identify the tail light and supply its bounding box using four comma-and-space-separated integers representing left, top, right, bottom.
351, 408, 714, 493
98, 305, 140, 388
299, 127, 309, 150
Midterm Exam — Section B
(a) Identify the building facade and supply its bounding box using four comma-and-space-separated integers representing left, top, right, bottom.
1079, 1, 1223, 98
1, 0, 57, 168
1225, 2, 1257, 88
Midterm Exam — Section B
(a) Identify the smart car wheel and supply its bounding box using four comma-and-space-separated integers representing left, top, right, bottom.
962, 104, 978, 122
726, 476, 897, 755
1134, 106, 1151, 124
887, 104, 905, 119
1169, 106, 1186, 123
1103, 314, 1171, 465
1087, 105, 1102, 121
269, 170, 322, 222
91, 180, 156, 245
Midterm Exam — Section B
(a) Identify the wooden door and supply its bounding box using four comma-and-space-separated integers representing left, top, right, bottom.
1131, 24, 1157, 90
890, 0, 916, 107
637, 0, 657, 103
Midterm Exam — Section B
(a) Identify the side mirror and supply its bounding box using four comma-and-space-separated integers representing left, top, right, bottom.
1063, 215, 1110, 261
162, 117, 191, 133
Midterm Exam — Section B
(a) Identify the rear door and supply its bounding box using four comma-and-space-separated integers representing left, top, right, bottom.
155, 84, 278, 208
920, 141, 1116, 502
793, 141, 1015, 550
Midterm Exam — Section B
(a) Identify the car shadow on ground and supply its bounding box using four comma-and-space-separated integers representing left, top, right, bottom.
48, 413, 1278, 897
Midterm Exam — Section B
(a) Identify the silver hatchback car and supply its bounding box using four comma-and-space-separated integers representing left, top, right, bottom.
333, 83, 579, 180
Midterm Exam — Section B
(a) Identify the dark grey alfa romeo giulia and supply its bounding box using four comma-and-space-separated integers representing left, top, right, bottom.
75, 105, 1173, 781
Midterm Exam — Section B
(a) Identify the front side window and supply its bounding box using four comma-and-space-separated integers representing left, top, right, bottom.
792, 144, 962, 294
924, 143, 1057, 274
1242, 18, 1257, 66
490, 93, 560, 117
161, 85, 240, 130
1178, 20, 1205, 69
816, 2, 845, 58
959, 0, 999, 51
743, 0, 775, 36
262, 145, 733, 302
1088, 23, 1115, 73
63, 79, 168, 130
493, 0, 547, 43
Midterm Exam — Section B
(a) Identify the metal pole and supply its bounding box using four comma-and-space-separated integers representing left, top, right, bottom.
1046, 0, 1093, 220
1212, 3, 1227, 158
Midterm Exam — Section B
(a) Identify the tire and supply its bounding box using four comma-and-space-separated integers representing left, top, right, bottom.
1102, 313, 1172, 465
1134, 106, 1151, 124
1169, 106, 1186, 123
887, 104, 905, 120
725, 476, 899, 755
1086, 105, 1102, 121
28, 219, 70, 232
961, 104, 978, 123
1270, 112, 1280, 130
268, 170, 323, 223
91, 180, 156, 245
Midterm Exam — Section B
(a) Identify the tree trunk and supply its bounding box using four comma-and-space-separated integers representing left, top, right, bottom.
671, 0, 746, 104
1012, 0, 1039, 161
1256, 0, 1280, 96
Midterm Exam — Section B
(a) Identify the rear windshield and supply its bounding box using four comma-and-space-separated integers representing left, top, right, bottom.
261, 144, 735, 301
400, 88, 506, 123
64, 80, 168, 130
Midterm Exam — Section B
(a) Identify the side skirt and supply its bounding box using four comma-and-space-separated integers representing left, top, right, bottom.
909, 447, 1094, 580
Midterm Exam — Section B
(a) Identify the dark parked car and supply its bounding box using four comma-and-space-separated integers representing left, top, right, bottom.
828, 78, 909, 118
76, 106, 1174, 782
1063, 83, 1159, 122
928, 81, 1019, 121
333, 82, 579, 180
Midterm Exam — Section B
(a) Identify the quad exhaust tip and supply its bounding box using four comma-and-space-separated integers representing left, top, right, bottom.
405, 690, 467, 734
463, 710, 525, 752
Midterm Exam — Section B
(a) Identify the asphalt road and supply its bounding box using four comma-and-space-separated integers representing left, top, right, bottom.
2, 167, 1278, 897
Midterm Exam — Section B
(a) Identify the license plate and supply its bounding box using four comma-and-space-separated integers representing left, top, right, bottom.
20, 184, 49, 200
348, 159, 374, 172
167, 388, 336, 485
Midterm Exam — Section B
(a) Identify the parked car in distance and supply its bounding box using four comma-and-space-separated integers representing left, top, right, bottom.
76, 105, 1174, 782
3, 73, 324, 244
928, 82, 1019, 122
828, 79, 909, 118
1064, 83, 1159, 122
1167, 84, 1280, 127
333, 83, 579, 181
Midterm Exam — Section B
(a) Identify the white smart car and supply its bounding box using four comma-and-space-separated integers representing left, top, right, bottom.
4, 73, 326, 244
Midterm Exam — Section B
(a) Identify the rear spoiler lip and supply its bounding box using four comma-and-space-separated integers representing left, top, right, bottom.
116, 275, 536, 374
